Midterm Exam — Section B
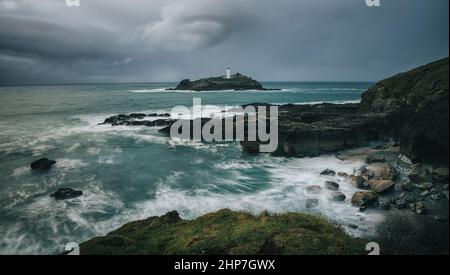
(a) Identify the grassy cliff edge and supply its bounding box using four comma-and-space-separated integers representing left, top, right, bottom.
80, 209, 366, 255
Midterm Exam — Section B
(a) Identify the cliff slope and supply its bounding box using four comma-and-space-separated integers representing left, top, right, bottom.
360, 57, 449, 163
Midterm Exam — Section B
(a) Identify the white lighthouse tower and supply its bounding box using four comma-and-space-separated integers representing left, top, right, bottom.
226, 67, 231, 79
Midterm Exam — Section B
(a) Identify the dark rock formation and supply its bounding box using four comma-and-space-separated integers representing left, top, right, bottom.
240, 103, 396, 157
168, 73, 280, 91
50, 188, 83, 200
360, 57, 449, 163
31, 158, 56, 170
320, 169, 336, 176
100, 113, 173, 127
80, 209, 366, 255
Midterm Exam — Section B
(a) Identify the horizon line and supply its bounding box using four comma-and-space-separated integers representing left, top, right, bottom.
0, 80, 376, 88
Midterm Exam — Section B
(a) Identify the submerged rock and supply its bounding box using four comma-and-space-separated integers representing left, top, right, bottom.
305, 199, 319, 209
328, 192, 346, 202
306, 185, 323, 195
337, 172, 349, 178
320, 169, 336, 176
50, 188, 83, 200
325, 181, 340, 191
31, 158, 56, 170
101, 113, 173, 127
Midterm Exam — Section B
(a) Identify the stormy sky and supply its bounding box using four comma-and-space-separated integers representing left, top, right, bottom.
0, 0, 448, 85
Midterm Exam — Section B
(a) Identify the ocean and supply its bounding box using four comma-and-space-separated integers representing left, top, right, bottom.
0, 82, 382, 254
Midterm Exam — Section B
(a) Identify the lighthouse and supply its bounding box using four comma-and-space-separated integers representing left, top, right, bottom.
226, 67, 231, 79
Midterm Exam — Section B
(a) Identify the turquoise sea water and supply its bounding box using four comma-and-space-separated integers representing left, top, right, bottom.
0, 82, 380, 254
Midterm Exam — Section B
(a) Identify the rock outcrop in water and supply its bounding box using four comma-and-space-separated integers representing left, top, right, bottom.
79, 209, 366, 255
50, 188, 83, 200
100, 113, 173, 127
31, 158, 56, 170
168, 73, 279, 91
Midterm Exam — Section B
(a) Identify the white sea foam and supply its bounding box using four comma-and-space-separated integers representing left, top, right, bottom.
103, 154, 383, 240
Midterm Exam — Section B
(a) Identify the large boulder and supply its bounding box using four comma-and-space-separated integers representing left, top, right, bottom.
360, 57, 449, 163
351, 191, 379, 207
31, 158, 56, 170
369, 180, 395, 194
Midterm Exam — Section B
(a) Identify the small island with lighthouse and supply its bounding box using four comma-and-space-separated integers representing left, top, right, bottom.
168, 67, 280, 91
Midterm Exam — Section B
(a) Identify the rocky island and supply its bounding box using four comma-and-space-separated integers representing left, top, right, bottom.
168, 73, 279, 91
88, 57, 449, 255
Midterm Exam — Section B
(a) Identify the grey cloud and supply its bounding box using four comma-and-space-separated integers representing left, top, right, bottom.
0, 0, 448, 85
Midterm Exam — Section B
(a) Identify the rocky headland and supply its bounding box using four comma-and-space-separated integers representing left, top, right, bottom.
167, 73, 280, 91
87, 57, 449, 255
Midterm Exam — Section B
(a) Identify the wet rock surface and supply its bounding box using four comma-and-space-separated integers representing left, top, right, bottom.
50, 188, 83, 200
31, 158, 56, 170
100, 113, 174, 127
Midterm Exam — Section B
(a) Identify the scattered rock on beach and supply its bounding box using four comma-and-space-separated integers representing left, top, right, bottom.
432, 167, 449, 183
328, 192, 346, 202
305, 199, 319, 209
306, 185, 323, 195
417, 182, 434, 191
350, 175, 368, 189
320, 169, 336, 176
50, 188, 83, 200
325, 181, 339, 191
351, 191, 379, 207
363, 163, 397, 181
409, 202, 426, 215
366, 153, 386, 164
31, 158, 56, 170
337, 172, 348, 178
369, 179, 395, 194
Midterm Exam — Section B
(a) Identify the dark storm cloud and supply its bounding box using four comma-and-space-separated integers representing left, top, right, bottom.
0, 0, 448, 85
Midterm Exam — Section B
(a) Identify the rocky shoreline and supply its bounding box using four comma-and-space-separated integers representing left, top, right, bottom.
80, 58, 448, 255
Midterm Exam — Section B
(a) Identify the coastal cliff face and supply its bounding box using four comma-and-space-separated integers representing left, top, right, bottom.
242, 57, 448, 163
170, 73, 268, 91
79, 209, 366, 255
360, 57, 449, 163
